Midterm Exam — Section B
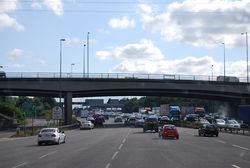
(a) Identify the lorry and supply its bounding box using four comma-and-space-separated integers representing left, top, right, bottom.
238, 105, 250, 128
169, 106, 181, 121
194, 107, 206, 117
160, 104, 169, 116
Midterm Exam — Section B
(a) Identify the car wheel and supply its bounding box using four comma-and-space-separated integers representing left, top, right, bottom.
216, 133, 218, 137
38, 142, 42, 146
176, 136, 179, 139
198, 132, 201, 136
63, 137, 66, 143
56, 138, 60, 145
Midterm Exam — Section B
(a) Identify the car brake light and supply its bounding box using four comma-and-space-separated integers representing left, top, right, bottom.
52, 134, 56, 137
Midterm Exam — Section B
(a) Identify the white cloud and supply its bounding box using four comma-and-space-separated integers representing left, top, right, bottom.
11, 63, 25, 68
96, 39, 164, 61
38, 59, 46, 65
43, 0, 63, 16
96, 39, 247, 77
108, 16, 136, 29
8, 48, 24, 59
0, 14, 25, 31
138, 4, 153, 14
0, 0, 18, 13
0, 0, 25, 31
65, 37, 81, 45
112, 56, 218, 75
139, 0, 250, 47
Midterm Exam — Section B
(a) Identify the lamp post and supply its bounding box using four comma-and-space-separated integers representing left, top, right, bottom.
71, 63, 75, 76
211, 64, 214, 81
222, 42, 226, 81
83, 44, 86, 77
241, 32, 249, 83
59, 38, 66, 109
87, 32, 90, 77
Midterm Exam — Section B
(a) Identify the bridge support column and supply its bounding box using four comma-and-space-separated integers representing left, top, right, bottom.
64, 92, 72, 125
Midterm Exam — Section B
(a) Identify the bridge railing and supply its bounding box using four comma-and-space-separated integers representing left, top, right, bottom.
3, 72, 248, 83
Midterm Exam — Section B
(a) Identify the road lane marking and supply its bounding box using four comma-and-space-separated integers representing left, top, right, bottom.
105, 163, 111, 168
118, 144, 123, 150
122, 138, 126, 143
232, 164, 241, 168
184, 132, 193, 135
111, 151, 119, 160
232, 145, 250, 151
213, 139, 226, 144
12, 162, 27, 168
39, 151, 57, 159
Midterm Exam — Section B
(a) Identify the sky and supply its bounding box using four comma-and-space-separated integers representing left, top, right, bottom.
1, 0, 250, 80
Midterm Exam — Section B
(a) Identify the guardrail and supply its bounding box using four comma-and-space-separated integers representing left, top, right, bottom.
3, 72, 248, 83
218, 126, 250, 135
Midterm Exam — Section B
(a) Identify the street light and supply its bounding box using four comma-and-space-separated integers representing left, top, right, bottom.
71, 63, 75, 76
222, 42, 226, 81
87, 32, 90, 77
60, 39, 66, 78
59, 38, 66, 110
241, 32, 249, 83
83, 44, 86, 77
211, 64, 214, 81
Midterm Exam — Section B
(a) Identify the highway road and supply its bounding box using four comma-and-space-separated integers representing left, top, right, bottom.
0, 127, 249, 168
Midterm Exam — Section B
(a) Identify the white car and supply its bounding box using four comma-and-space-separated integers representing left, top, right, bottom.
80, 121, 94, 129
38, 128, 66, 146
225, 120, 241, 129
215, 119, 226, 127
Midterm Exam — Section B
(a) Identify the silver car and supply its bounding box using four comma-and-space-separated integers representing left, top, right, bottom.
80, 121, 94, 129
38, 128, 66, 146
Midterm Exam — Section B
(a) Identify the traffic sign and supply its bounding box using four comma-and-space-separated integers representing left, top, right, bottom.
52, 106, 62, 120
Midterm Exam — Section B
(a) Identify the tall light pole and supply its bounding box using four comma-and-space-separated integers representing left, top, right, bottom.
241, 32, 249, 83
71, 63, 75, 76
222, 42, 226, 81
211, 64, 214, 81
59, 38, 66, 109
83, 43, 86, 77
87, 32, 90, 77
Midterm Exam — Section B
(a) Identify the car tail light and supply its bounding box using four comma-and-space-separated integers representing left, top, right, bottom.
51, 134, 56, 137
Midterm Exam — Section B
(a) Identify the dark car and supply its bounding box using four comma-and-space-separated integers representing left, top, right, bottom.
0, 71, 6, 78
198, 124, 219, 137
94, 116, 105, 126
184, 114, 199, 122
143, 116, 159, 133
159, 116, 172, 126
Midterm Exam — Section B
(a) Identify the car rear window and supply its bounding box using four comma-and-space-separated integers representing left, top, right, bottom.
41, 129, 56, 133
164, 125, 175, 130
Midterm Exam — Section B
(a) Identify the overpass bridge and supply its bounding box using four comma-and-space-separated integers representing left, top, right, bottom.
1, 72, 250, 124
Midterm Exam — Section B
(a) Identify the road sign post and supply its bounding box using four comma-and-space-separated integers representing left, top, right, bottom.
52, 106, 62, 125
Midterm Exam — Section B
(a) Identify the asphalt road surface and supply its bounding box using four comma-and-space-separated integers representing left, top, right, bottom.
0, 127, 249, 168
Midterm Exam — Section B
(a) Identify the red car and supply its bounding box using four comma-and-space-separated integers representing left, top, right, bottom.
159, 124, 179, 139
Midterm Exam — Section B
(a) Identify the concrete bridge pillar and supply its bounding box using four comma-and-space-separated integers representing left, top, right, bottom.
64, 92, 72, 125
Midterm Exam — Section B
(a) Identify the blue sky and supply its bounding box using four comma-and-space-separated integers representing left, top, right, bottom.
1, 0, 250, 79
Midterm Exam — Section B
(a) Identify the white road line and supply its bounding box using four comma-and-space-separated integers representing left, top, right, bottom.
12, 162, 27, 168
118, 144, 123, 150
232, 145, 250, 151
122, 138, 126, 143
213, 139, 226, 144
39, 151, 57, 159
105, 163, 111, 168
184, 132, 193, 135
232, 164, 241, 168
111, 151, 119, 160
